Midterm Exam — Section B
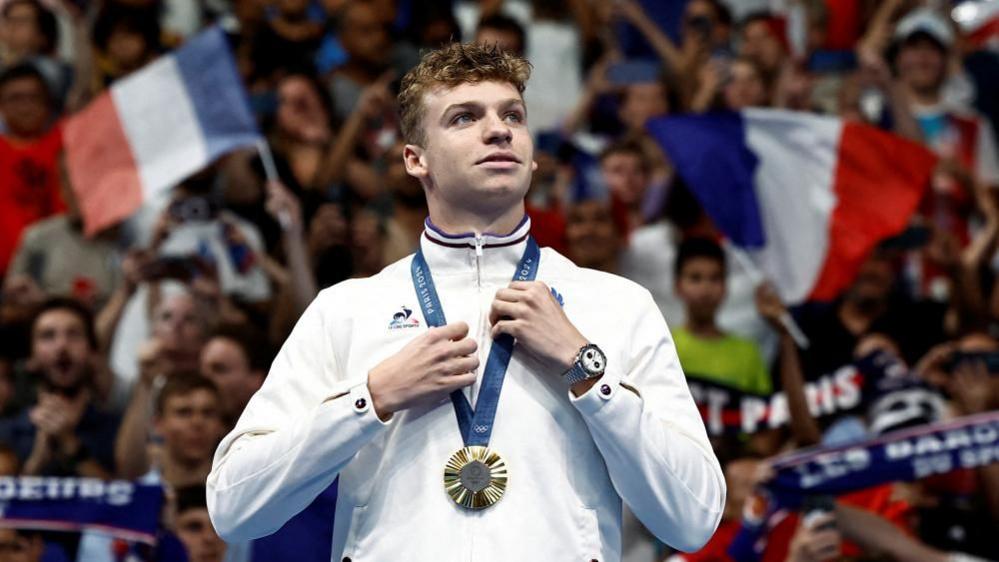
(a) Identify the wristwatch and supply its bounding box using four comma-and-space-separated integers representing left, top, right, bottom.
563, 343, 607, 386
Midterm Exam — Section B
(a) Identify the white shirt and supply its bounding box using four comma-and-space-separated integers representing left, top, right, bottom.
207, 218, 724, 561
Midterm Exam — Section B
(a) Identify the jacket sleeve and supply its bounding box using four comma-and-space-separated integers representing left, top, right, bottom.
570, 288, 726, 552
206, 289, 390, 542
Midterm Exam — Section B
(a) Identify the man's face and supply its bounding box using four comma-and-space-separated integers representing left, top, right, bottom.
676, 257, 726, 322
0, 76, 49, 139
200, 337, 262, 422
740, 20, 782, 72
339, 4, 388, 68
0, 2, 43, 56
31, 309, 92, 390
0, 529, 42, 562
896, 36, 946, 95
176, 508, 227, 562
846, 255, 894, 310
618, 82, 668, 131
565, 200, 619, 271
601, 152, 648, 207
723, 60, 766, 110
152, 292, 206, 370
405, 80, 536, 218
156, 390, 224, 466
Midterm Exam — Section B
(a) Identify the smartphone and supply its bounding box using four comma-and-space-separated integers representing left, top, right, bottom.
141, 255, 202, 282
802, 495, 837, 531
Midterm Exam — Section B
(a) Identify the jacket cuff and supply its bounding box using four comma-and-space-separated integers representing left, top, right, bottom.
568, 366, 623, 415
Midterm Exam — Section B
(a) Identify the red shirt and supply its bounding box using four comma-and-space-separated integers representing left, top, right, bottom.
0, 126, 65, 274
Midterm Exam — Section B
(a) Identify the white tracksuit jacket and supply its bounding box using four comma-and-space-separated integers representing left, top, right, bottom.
207, 218, 725, 562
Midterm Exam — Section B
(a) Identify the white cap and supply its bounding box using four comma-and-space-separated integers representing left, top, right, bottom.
894, 8, 955, 49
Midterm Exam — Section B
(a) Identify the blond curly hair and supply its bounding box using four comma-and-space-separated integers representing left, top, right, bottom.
397, 42, 532, 146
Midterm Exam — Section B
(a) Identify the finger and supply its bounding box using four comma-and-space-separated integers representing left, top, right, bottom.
447, 337, 478, 358
441, 356, 480, 377
440, 372, 476, 392
491, 319, 522, 339
508, 280, 546, 292
494, 288, 526, 303
433, 322, 469, 341
488, 299, 527, 326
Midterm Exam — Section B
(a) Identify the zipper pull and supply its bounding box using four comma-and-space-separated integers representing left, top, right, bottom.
474, 235, 484, 258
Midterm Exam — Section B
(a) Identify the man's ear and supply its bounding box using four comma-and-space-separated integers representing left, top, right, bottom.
403, 144, 429, 180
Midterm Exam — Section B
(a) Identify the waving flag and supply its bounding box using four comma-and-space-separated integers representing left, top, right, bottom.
65, 27, 261, 236
648, 109, 936, 303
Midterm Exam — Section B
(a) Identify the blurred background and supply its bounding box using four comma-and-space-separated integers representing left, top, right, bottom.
0, 0, 998, 561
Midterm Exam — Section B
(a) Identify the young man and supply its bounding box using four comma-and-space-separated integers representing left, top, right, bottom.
199, 323, 270, 427
0, 63, 64, 276
208, 43, 723, 561
175, 485, 229, 562
0, 298, 117, 478
672, 237, 770, 396
152, 373, 226, 489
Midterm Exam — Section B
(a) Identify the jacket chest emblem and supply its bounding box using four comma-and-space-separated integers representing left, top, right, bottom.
388, 306, 421, 329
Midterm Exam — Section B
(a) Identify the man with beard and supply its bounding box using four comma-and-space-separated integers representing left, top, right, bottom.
793, 247, 947, 381
0, 298, 118, 477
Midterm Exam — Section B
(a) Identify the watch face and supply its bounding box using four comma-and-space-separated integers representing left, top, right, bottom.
581, 346, 606, 375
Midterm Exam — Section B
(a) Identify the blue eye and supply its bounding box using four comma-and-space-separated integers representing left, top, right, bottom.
505, 112, 523, 123
452, 113, 473, 125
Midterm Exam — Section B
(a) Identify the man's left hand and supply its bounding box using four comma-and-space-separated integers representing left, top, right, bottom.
489, 281, 588, 374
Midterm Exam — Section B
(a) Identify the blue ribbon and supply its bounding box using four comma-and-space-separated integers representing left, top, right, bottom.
410, 237, 540, 446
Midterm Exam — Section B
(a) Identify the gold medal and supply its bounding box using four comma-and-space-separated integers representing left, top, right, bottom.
443, 446, 508, 510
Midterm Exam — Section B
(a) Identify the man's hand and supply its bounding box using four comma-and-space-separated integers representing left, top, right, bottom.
489, 281, 588, 373
367, 322, 479, 420
755, 283, 789, 334
788, 512, 842, 562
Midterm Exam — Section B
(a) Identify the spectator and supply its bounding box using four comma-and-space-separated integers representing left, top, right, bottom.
0, 0, 71, 105
0, 528, 45, 562
381, 141, 428, 265
599, 139, 652, 234
327, 1, 390, 122
6, 155, 123, 309
564, 198, 621, 273
91, 3, 162, 88
475, 13, 525, 56
0, 297, 117, 478
671, 237, 771, 396
175, 484, 232, 562
0, 63, 64, 276
199, 323, 270, 428
793, 248, 948, 382
892, 9, 999, 192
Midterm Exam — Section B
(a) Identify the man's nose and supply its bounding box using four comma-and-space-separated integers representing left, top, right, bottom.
481, 112, 512, 145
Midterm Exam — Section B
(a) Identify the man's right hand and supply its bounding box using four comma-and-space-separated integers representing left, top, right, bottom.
367, 322, 479, 421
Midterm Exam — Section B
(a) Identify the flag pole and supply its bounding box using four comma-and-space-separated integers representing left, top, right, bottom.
724, 242, 811, 349
256, 139, 292, 230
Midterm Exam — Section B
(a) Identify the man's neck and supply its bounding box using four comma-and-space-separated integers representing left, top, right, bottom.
685, 316, 723, 339
427, 202, 526, 237
905, 84, 942, 108
162, 455, 213, 488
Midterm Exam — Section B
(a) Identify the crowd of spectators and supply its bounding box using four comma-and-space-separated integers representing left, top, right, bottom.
0, 0, 997, 561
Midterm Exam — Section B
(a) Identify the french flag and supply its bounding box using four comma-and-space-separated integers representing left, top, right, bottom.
648, 109, 937, 303
65, 27, 260, 235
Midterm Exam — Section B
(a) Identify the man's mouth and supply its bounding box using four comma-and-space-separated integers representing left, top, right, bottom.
476, 152, 521, 168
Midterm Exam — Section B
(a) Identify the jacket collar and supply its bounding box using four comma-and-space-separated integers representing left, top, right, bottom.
418, 216, 532, 279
